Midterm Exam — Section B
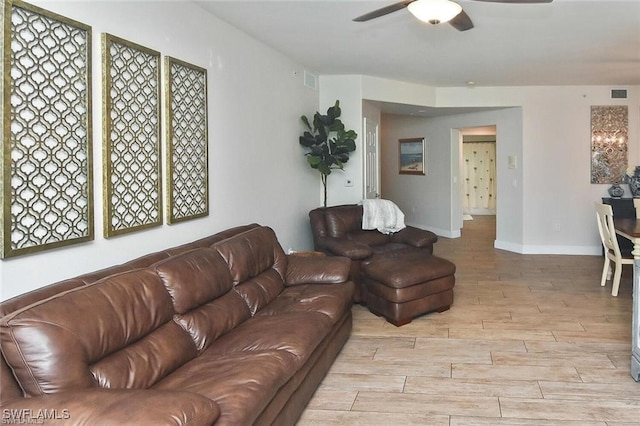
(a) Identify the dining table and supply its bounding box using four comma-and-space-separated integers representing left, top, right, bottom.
613, 218, 640, 382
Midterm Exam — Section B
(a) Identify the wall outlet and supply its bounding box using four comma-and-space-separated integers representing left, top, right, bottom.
345, 178, 354, 187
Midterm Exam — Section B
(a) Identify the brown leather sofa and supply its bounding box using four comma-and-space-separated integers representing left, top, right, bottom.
309, 204, 438, 302
0, 224, 354, 425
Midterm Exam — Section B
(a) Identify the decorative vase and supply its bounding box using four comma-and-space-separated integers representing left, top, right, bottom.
629, 177, 640, 198
608, 183, 625, 198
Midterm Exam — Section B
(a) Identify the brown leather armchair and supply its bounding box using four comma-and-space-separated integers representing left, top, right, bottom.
309, 204, 438, 303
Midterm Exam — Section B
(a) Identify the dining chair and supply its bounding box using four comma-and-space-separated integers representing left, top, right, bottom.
595, 202, 633, 296
633, 198, 640, 218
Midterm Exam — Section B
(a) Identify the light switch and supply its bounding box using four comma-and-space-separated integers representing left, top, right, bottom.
508, 155, 517, 169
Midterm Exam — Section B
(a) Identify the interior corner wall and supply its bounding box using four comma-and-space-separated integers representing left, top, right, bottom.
438, 85, 639, 254
381, 114, 453, 235
318, 75, 364, 206
381, 108, 524, 247
362, 101, 382, 133
0, 1, 319, 301
516, 87, 639, 254
361, 75, 437, 106
318, 78, 639, 256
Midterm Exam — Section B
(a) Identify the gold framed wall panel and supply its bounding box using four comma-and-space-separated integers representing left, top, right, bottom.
102, 33, 161, 237
1, 0, 93, 258
591, 105, 628, 184
165, 56, 209, 224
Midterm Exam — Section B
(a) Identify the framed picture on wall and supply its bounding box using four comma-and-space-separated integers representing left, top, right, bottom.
399, 138, 425, 175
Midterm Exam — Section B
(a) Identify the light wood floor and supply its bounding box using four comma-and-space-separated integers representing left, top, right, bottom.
298, 215, 639, 425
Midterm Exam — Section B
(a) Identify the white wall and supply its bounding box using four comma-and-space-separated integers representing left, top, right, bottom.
381, 108, 523, 248
0, 1, 319, 300
318, 76, 639, 255
438, 86, 639, 254
318, 75, 364, 206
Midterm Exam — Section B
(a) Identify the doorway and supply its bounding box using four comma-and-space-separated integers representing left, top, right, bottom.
363, 116, 380, 199
459, 127, 497, 239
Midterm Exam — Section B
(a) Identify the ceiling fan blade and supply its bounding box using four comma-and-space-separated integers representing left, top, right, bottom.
353, 0, 415, 22
449, 9, 474, 31
470, 0, 552, 3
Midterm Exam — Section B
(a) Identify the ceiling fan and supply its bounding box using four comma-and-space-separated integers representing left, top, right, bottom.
353, 0, 553, 32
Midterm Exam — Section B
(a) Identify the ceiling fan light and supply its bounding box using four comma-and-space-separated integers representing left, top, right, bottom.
407, 0, 463, 25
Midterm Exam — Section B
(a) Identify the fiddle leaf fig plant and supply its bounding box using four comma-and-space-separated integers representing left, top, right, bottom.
299, 100, 357, 207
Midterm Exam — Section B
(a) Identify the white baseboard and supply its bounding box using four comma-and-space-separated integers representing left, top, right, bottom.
405, 226, 601, 255
495, 240, 602, 256
467, 208, 496, 215
406, 223, 460, 239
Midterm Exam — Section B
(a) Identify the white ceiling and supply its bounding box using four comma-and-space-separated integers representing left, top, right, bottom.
195, 0, 640, 89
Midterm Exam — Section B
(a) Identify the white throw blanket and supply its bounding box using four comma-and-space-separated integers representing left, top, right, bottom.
360, 199, 406, 235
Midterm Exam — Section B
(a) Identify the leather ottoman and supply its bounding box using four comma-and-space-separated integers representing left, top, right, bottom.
362, 250, 456, 326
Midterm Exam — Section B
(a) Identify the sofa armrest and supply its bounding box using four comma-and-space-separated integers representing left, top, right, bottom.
316, 237, 373, 259
391, 226, 438, 248
0, 389, 220, 425
285, 255, 351, 286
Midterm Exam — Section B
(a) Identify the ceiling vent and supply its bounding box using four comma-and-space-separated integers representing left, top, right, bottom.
611, 89, 628, 99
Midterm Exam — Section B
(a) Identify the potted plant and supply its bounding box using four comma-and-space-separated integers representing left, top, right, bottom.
299, 100, 357, 207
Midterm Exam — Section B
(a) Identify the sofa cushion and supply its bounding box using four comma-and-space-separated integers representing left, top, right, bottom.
364, 252, 457, 288
0, 269, 196, 396
163, 223, 260, 256
214, 226, 287, 315
203, 311, 333, 366
324, 205, 362, 238
0, 278, 85, 316
372, 242, 415, 254
285, 255, 351, 286
154, 350, 297, 426
153, 248, 234, 314
258, 283, 355, 322
347, 229, 390, 247
153, 248, 251, 353
0, 389, 221, 426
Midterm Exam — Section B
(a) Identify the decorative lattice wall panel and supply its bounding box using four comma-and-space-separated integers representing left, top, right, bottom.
102, 33, 161, 237
1, 0, 93, 258
165, 57, 209, 223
